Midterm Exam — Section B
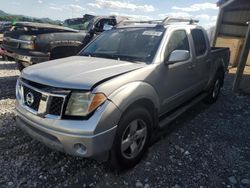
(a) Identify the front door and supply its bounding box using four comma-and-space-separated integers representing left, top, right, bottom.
156, 29, 197, 115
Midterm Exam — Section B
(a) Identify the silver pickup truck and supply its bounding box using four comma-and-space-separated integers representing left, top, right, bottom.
15, 18, 230, 169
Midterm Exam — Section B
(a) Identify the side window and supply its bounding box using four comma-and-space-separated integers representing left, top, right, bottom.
95, 19, 116, 32
164, 30, 190, 60
191, 29, 207, 56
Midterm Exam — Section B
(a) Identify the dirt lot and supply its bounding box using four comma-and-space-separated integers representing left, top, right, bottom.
0, 60, 250, 188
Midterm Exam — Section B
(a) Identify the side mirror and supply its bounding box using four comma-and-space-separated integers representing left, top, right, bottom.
166, 50, 190, 65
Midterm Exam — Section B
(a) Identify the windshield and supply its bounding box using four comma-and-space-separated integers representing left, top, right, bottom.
80, 28, 165, 63
63, 18, 91, 31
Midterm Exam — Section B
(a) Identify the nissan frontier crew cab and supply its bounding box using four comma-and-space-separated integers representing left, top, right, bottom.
15, 17, 230, 169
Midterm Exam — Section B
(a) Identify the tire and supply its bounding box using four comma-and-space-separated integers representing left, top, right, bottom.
109, 106, 152, 169
17, 61, 25, 72
50, 46, 80, 60
204, 71, 224, 104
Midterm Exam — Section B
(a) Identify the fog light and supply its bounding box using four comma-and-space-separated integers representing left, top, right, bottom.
74, 143, 87, 155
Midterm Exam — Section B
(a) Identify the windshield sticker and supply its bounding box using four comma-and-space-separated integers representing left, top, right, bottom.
142, 31, 163, 36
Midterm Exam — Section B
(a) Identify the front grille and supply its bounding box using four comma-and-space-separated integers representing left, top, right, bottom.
48, 97, 64, 116
3, 39, 19, 48
23, 85, 42, 111
21, 83, 65, 117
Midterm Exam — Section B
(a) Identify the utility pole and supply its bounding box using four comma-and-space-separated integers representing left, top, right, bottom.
233, 22, 250, 93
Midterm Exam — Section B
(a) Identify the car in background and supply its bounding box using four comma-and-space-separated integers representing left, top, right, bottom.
0, 22, 12, 44
1, 14, 128, 71
0, 22, 11, 58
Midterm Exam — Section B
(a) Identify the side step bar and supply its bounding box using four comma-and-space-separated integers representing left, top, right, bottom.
159, 93, 208, 128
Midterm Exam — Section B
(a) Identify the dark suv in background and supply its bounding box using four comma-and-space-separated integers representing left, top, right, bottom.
1, 14, 128, 70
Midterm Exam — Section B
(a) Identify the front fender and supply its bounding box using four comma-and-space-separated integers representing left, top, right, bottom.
108, 81, 160, 113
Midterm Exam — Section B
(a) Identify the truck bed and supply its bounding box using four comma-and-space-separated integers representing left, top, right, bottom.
211, 47, 230, 70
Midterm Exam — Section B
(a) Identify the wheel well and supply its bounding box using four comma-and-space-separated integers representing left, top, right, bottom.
124, 99, 158, 129
217, 66, 224, 74
217, 66, 225, 85
50, 46, 81, 60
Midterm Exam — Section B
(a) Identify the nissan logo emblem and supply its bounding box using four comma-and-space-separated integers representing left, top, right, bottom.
26, 92, 34, 106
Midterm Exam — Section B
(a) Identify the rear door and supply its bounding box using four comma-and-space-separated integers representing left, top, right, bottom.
190, 29, 210, 91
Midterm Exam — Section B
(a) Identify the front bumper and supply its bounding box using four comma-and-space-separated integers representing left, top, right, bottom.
15, 100, 121, 159
2, 46, 50, 66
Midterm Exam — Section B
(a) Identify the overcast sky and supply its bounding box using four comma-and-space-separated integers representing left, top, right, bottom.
0, 0, 219, 28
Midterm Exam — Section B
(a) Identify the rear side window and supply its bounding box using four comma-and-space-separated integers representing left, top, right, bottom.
191, 29, 207, 56
164, 30, 190, 59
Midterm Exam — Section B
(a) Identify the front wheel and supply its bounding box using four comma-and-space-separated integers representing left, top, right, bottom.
204, 71, 224, 104
109, 106, 152, 169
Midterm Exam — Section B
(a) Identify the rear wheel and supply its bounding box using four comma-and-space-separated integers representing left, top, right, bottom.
109, 106, 152, 169
204, 71, 224, 104
50, 46, 80, 60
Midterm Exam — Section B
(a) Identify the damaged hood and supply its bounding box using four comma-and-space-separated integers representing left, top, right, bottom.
13, 22, 78, 32
21, 56, 146, 90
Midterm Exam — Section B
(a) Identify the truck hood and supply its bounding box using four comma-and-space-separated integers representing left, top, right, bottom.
21, 56, 146, 90
13, 22, 78, 32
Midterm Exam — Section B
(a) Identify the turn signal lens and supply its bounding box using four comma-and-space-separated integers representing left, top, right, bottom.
88, 93, 107, 113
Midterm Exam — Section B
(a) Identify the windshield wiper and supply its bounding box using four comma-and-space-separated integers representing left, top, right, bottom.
119, 58, 142, 64
82, 53, 92, 57
114, 55, 144, 64
87, 53, 118, 60
81, 53, 145, 63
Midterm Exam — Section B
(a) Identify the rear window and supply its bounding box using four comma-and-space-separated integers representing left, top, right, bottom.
191, 29, 207, 56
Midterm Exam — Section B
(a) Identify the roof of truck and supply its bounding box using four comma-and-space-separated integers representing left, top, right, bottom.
116, 23, 203, 30
116, 17, 201, 30
117, 23, 159, 29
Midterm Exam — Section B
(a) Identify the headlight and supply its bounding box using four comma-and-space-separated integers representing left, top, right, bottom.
19, 35, 36, 50
19, 35, 36, 41
65, 92, 107, 117
20, 43, 35, 50
16, 78, 24, 103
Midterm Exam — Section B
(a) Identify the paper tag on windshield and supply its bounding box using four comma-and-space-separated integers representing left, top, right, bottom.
142, 31, 163, 36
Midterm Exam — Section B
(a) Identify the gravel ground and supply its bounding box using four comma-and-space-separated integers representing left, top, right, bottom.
0, 60, 250, 188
